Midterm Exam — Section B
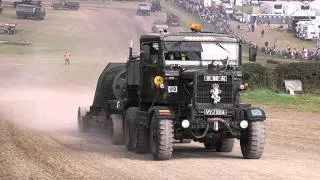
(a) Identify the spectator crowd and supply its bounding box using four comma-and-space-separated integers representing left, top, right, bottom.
171, 0, 320, 62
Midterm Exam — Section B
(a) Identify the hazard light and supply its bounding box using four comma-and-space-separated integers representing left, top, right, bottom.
190, 23, 201, 32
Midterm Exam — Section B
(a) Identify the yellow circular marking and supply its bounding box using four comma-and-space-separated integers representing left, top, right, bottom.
153, 76, 164, 86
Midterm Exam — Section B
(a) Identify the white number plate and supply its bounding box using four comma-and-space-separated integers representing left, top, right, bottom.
204, 75, 227, 82
168, 86, 178, 93
204, 109, 227, 115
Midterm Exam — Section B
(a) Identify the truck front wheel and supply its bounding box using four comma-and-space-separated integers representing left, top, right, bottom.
150, 114, 174, 160
240, 121, 265, 159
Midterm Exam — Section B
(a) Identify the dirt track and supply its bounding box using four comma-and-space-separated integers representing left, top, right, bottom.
0, 2, 320, 179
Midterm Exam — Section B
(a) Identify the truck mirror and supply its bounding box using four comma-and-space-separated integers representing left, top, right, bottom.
249, 45, 257, 62
141, 44, 150, 61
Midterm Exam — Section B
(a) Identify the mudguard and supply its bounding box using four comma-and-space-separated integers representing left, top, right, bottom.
243, 107, 266, 121
148, 106, 175, 121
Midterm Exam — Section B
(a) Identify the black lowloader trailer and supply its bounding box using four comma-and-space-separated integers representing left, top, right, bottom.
78, 24, 266, 160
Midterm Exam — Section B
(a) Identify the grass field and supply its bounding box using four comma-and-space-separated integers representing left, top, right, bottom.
241, 89, 320, 112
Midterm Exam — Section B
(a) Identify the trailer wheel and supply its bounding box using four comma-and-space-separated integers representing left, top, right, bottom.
125, 107, 138, 151
112, 70, 127, 100
150, 114, 174, 160
77, 106, 89, 132
204, 141, 216, 150
216, 138, 235, 152
110, 114, 124, 145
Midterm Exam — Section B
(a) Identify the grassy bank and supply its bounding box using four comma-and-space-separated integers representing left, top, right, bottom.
241, 89, 320, 112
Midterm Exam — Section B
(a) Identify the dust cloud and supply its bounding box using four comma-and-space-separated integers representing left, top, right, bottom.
0, 86, 93, 132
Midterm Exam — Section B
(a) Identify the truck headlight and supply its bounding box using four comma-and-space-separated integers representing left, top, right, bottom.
240, 120, 248, 129
181, 119, 190, 128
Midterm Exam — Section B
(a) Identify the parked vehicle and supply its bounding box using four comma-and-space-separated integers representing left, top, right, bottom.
167, 13, 180, 26
51, 0, 80, 10
137, 3, 151, 16
16, 4, 45, 20
296, 21, 320, 40
151, 0, 161, 12
13, 0, 41, 8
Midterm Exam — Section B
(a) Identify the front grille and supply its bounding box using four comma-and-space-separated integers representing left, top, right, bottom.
195, 74, 234, 106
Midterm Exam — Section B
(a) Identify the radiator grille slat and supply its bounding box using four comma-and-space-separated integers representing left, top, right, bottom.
195, 74, 234, 105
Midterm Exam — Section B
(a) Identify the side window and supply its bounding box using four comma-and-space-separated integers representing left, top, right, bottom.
141, 42, 159, 64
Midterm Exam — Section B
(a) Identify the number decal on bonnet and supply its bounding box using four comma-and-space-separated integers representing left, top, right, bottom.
168, 86, 178, 93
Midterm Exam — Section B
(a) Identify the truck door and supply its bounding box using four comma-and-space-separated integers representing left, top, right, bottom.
139, 41, 162, 106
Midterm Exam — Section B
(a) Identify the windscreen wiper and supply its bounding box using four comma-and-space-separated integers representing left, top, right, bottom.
215, 42, 231, 66
216, 42, 230, 54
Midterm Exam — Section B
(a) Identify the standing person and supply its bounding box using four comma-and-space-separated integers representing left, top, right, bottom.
261, 29, 265, 38
267, 19, 270, 28
64, 50, 71, 65
292, 48, 296, 59
303, 48, 308, 59
273, 38, 278, 49
264, 41, 269, 54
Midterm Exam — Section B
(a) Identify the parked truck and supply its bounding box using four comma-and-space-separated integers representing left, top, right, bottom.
16, 4, 45, 20
167, 13, 180, 26
13, 0, 41, 8
0, 0, 3, 14
136, 3, 151, 16
296, 21, 320, 40
151, 0, 161, 12
77, 24, 266, 161
51, 0, 80, 10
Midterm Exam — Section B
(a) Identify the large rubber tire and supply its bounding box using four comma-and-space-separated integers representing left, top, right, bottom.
240, 121, 266, 159
216, 138, 235, 152
150, 114, 174, 160
110, 114, 124, 145
204, 141, 216, 150
77, 106, 89, 132
125, 107, 138, 151
135, 125, 149, 154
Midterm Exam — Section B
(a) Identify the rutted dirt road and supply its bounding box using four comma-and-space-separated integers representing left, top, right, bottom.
0, 2, 319, 179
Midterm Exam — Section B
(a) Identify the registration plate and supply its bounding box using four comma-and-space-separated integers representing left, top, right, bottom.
204, 75, 227, 82
168, 86, 178, 93
204, 109, 227, 115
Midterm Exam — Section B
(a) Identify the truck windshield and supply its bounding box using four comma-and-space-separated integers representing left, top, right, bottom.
163, 41, 239, 66
274, 5, 282, 9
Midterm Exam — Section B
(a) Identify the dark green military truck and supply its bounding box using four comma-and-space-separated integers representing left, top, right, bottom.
77, 26, 266, 161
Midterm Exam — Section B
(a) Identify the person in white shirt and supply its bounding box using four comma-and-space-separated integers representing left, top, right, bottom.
303, 48, 308, 59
